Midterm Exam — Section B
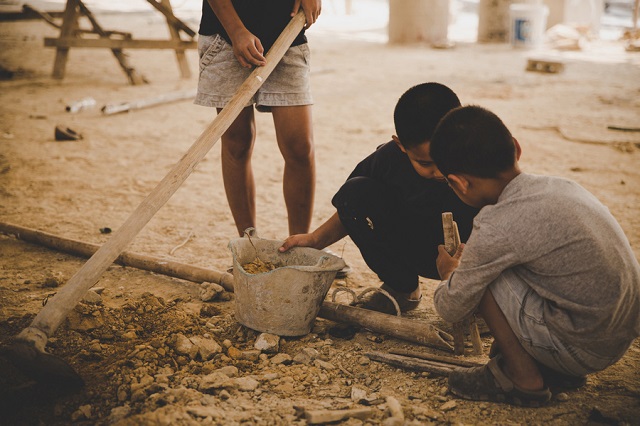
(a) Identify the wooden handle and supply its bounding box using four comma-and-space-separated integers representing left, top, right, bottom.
20, 12, 307, 348
442, 212, 460, 256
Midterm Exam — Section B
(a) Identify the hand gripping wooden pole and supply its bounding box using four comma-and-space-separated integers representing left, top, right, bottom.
442, 212, 483, 356
15, 11, 307, 353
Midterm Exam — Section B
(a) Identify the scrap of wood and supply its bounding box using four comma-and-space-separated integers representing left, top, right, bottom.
305, 407, 374, 424
101, 89, 196, 115
526, 58, 565, 73
388, 349, 482, 368
319, 301, 454, 351
442, 212, 483, 356
385, 396, 404, 421
366, 351, 454, 376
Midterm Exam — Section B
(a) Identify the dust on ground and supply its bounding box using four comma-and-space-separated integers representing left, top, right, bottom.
1, 6, 640, 426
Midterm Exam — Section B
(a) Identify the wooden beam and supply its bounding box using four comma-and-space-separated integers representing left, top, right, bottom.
77, 0, 146, 85
161, 0, 190, 78
45, 37, 197, 50
146, 0, 196, 38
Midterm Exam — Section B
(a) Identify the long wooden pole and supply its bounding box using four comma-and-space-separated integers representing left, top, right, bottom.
15, 11, 307, 352
0, 222, 234, 291
2, 223, 456, 351
319, 302, 454, 351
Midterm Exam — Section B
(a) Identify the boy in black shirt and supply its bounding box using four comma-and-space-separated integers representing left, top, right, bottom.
280, 82, 478, 314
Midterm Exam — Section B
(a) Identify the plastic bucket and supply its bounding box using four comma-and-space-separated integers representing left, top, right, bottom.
509, 3, 549, 48
228, 236, 346, 336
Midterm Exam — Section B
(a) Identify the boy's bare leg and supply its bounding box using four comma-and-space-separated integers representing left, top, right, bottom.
478, 289, 545, 391
219, 106, 257, 236
272, 105, 315, 234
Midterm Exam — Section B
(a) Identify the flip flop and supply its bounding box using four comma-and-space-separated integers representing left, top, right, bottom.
354, 284, 422, 315
448, 355, 552, 407
489, 341, 586, 391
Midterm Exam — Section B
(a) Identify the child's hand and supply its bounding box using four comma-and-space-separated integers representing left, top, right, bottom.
279, 233, 317, 252
229, 28, 266, 68
436, 244, 465, 280
292, 0, 322, 29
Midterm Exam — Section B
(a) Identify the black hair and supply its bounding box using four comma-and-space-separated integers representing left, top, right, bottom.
393, 82, 461, 148
430, 105, 516, 178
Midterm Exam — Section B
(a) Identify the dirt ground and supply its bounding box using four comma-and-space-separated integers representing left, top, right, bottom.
1, 6, 640, 426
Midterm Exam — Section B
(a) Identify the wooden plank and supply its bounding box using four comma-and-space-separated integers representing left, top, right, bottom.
45, 37, 197, 49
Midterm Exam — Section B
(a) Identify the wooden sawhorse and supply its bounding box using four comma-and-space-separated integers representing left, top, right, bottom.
38, 0, 197, 84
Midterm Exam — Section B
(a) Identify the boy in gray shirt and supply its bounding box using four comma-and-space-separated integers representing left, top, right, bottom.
430, 105, 640, 407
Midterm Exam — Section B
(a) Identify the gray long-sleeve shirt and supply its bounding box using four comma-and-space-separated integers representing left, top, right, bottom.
434, 173, 640, 354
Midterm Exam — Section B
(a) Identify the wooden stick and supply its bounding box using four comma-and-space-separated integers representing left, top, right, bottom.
442, 212, 457, 256
442, 212, 483, 356
388, 348, 482, 368
14, 11, 307, 353
101, 89, 196, 115
385, 396, 404, 422
366, 351, 454, 376
1, 221, 455, 351
468, 315, 484, 355
319, 302, 454, 351
0, 221, 234, 291
305, 408, 374, 424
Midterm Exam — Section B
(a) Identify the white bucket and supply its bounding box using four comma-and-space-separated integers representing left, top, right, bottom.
228, 236, 346, 336
509, 3, 549, 48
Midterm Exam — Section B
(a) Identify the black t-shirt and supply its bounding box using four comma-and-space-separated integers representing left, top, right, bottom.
199, 0, 307, 52
347, 141, 479, 242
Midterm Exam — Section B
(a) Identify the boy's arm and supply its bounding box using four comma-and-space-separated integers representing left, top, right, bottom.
433, 222, 519, 323
207, 0, 266, 68
279, 213, 347, 252
291, 0, 322, 28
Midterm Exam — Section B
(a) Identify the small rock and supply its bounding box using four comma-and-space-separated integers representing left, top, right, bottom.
270, 353, 292, 365
293, 347, 319, 365
235, 376, 260, 391
556, 392, 569, 402
200, 282, 225, 302
216, 365, 239, 377
189, 335, 222, 360
172, 333, 197, 358
199, 372, 235, 392
351, 386, 368, 403
314, 359, 336, 371
254, 333, 280, 353
440, 400, 457, 411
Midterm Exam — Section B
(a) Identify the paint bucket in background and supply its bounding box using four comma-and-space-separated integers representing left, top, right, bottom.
509, 2, 549, 48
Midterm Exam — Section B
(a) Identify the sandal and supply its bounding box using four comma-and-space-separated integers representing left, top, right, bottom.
448, 356, 552, 407
489, 340, 586, 391
355, 284, 421, 315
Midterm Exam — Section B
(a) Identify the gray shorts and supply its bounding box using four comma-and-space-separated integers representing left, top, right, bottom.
195, 34, 313, 112
489, 271, 630, 376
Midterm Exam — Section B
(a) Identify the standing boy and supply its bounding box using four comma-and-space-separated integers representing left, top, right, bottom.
196, 0, 321, 236
280, 83, 478, 313
431, 105, 640, 406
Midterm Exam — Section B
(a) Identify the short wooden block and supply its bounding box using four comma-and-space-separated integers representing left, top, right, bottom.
526, 59, 565, 74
